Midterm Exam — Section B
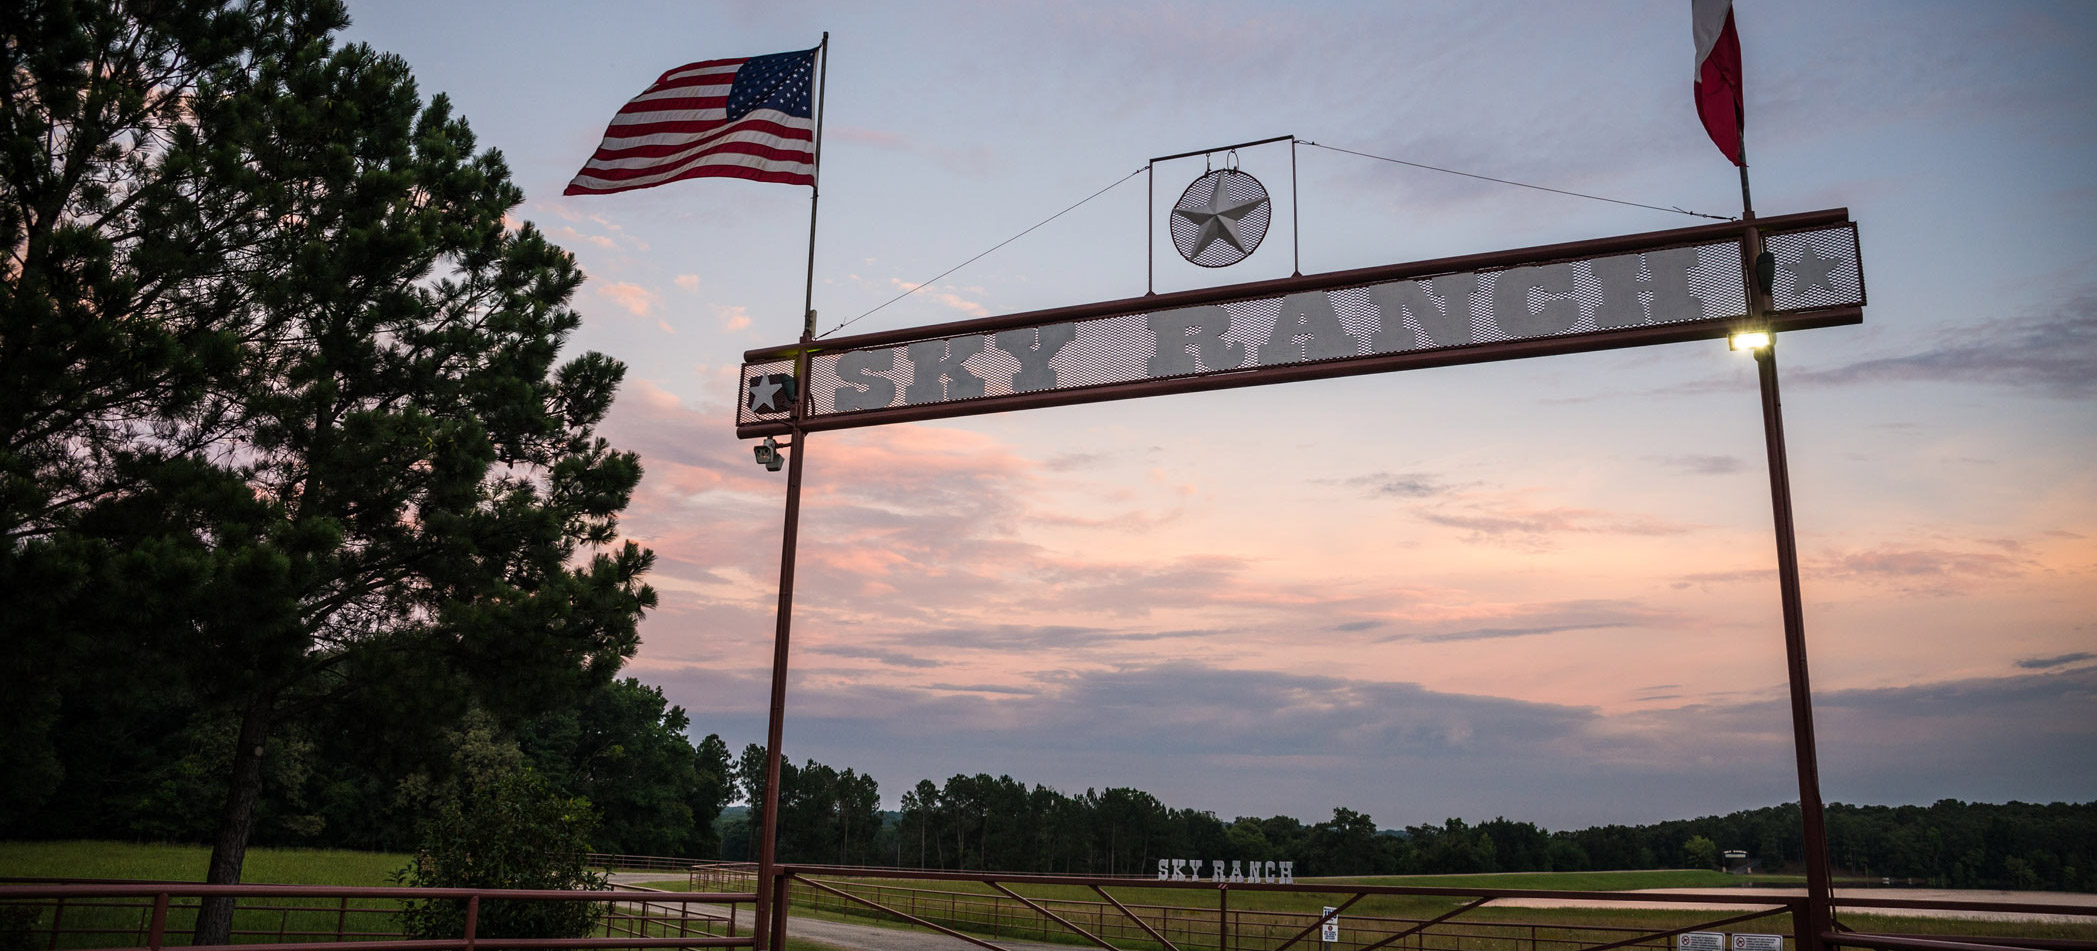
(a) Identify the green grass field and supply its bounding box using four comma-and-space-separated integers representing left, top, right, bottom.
0, 841, 410, 885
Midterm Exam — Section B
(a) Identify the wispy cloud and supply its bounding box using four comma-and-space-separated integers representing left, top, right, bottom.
889, 278, 990, 317
1657, 454, 1747, 475
1820, 544, 2033, 594
1795, 293, 2097, 399
1342, 471, 1458, 498
809, 644, 947, 669
2016, 652, 2095, 670
1417, 505, 1694, 540
835, 126, 1001, 176
598, 281, 658, 317
1377, 599, 1674, 644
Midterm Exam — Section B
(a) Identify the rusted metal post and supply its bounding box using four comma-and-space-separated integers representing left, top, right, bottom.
336, 895, 349, 940
462, 895, 478, 951
147, 893, 169, 951
770, 870, 793, 949
1734, 140, 1834, 951
1757, 338, 1835, 951
1219, 883, 1229, 951
46, 896, 64, 951
753, 363, 810, 951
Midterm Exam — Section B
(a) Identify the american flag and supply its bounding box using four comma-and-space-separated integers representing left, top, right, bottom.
565, 47, 818, 195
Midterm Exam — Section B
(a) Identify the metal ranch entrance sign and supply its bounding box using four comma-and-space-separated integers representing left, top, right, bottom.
738, 208, 1861, 437
734, 200, 1869, 951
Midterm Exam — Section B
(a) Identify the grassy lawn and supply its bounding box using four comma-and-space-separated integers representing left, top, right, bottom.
1311, 869, 1801, 890
0, 841, 409, 886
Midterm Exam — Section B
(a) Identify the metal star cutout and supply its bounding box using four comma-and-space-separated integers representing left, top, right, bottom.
1173, 172, 1269, 259
747, 375, 787, 413
1787, 245, 1845, 297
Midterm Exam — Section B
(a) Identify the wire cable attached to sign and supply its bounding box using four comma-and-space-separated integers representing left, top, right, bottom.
1298, 141, 1734, 222
819, 167, 1148, 339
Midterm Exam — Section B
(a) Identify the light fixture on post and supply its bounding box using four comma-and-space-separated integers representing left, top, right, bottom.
1729, 329, 1772, 351
752, 436, 788, 472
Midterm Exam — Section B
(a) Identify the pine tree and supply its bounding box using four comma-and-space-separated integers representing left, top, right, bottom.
2, 2, 654, 943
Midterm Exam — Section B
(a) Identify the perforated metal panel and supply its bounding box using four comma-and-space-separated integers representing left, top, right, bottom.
1765, 224, 1867, 312
737, 216, 1865, 430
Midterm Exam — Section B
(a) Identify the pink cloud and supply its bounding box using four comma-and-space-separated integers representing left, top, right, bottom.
598, 281, 657, 317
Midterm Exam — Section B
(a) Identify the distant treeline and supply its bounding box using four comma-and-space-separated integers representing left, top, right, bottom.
7, 674, 2089, 891
721, 765, 2093, 891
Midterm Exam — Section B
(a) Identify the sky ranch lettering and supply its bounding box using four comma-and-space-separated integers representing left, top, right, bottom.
823, 246, 1741, 414
738, 215, 1865, 436
1158, 858, 1293, 884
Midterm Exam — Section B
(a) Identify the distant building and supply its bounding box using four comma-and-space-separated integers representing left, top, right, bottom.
1723, 850, 1753, 874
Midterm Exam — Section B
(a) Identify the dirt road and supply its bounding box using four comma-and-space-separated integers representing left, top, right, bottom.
1491, 886, 2097, 923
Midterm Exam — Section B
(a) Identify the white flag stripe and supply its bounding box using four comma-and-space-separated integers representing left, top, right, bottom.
578, 128, 812, 172
658, 62, 742, 84
576, 123, 811, 173
628, 82, 734, 106
570, 149, 809, 192
605, 106, 732, 129
587, 111, 810, 154
1691, 0, 1732, 79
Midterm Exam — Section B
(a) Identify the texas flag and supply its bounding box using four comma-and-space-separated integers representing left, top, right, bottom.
1693, 0, 1745, 166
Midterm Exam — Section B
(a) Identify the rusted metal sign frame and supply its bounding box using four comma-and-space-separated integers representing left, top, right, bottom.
737, 207, 1861, 439
738, 207, 1868, 951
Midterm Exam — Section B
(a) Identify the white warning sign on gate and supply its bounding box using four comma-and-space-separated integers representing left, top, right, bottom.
1678, 933, 1726, 951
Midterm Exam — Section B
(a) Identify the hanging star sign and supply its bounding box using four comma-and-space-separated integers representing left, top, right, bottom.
1787, 244, 1847, 298
746, 373, 797, 414
1170, 169, 1272, 267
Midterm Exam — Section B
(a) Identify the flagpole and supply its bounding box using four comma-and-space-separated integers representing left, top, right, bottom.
801, 32, 829, 338
1737, 133, 1835, 951
754, 31, 826, 951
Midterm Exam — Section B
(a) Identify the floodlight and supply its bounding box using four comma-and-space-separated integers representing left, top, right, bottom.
1729, 331, 1772, 352
752, 436, 785, 472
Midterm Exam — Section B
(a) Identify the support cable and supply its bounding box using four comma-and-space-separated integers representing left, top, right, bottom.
1298, 140, 1734, 221
820, 167, 1146, 338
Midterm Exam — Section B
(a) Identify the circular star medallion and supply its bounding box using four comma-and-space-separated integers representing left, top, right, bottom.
1171, 169, 1272, 267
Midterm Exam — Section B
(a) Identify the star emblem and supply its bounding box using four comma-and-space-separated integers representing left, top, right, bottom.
1172, 171, 1270, 263
1787, 244, 1845, 297
747, 374, 793, 414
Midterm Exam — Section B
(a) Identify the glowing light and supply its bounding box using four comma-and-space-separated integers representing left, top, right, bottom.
1729, 331, 1772, 351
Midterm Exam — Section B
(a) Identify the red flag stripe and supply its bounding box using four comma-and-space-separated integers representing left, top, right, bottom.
594, 116, 812, 145
572, 142, 814, 182
615, 95, 731, 117
567, 150, 813, 193
653, 59, 745, 83
581, 126, 813, 166
566, 164, 812, 196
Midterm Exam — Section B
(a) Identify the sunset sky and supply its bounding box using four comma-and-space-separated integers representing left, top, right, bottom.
339, 0, 2095, 828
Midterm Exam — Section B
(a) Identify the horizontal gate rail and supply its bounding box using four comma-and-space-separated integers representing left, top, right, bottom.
0, 883, 759, 951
